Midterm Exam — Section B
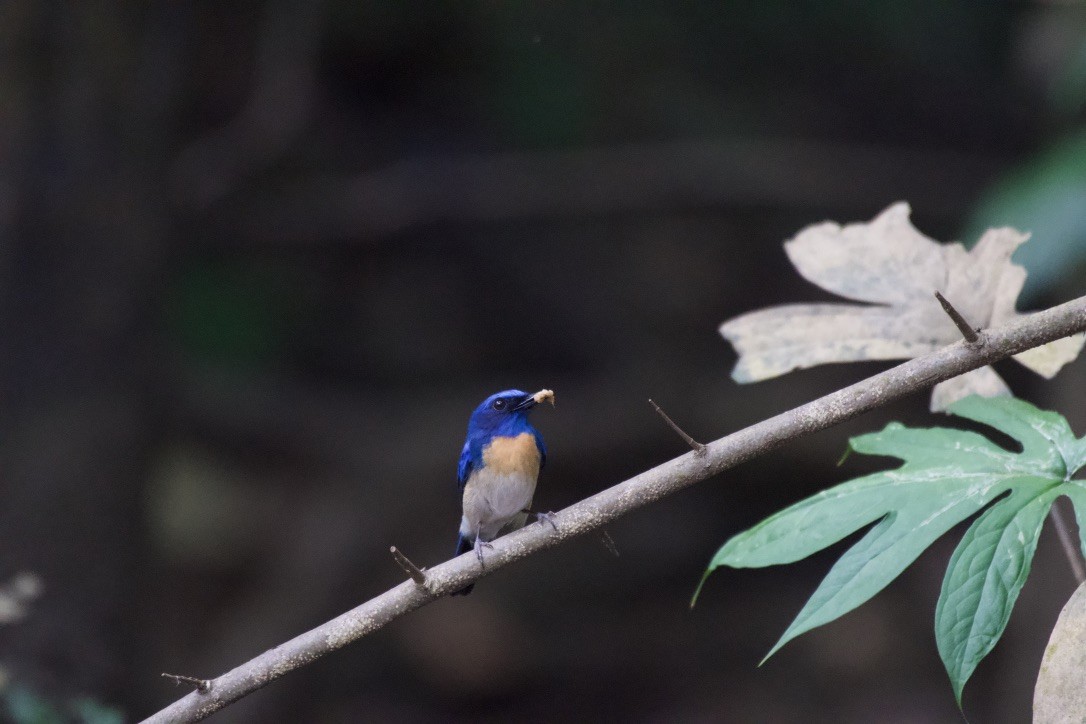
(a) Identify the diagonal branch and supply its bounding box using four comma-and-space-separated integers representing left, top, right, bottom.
141, 294, 1086, 724
219, 139, 1000, 244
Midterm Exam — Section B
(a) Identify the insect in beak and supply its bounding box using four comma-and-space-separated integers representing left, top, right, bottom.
514, 389, 555, 410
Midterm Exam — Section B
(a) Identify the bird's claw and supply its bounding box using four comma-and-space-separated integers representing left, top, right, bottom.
534, 511, 558, 532
521, 508, 558, 532
473, 538, 494, 566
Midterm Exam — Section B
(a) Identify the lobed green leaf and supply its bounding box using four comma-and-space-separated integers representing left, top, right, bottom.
947, 395, 1077, 475
699, 395, 1086, 705
935, 479, 1060, 704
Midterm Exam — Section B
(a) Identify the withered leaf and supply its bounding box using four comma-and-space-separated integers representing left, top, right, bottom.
721, 203, 1084, 410
1034, 581, 1086, 723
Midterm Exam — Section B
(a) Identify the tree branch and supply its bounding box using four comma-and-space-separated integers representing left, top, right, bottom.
217, 139, 1000, 244
142, 294, 1086, 724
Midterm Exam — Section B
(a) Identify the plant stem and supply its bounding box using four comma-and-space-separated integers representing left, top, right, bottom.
1049, 501, 1086, 585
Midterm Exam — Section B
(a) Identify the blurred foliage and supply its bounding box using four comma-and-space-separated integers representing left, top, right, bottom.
147, 445, 279, 568
965, 5, 1086, 304
167, 257, 312, 370
2, 685, 122, 724
967, 131, 1086, 304
1051, 37, 1086, 117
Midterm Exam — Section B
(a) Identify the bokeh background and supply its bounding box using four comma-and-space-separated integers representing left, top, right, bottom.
2, 2, 1086, 722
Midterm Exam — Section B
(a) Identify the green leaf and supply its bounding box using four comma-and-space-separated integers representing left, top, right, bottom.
935, 480, 1059, 704
2, 685, 123, 724
70, 697, 125, 724
699, 396, 1086, 703
3, 686, 64, 724
947, 395, 1077, 475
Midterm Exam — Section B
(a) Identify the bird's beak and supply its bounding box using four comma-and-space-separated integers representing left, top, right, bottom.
514, 388, 555, 411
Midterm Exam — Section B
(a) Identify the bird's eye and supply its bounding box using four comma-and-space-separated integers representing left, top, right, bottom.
492, 399, 507, 411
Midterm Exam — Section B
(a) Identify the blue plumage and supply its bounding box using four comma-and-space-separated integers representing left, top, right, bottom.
452, 388, 553, 595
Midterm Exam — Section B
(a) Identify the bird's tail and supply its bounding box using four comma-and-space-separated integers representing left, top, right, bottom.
451, 534, 474, 596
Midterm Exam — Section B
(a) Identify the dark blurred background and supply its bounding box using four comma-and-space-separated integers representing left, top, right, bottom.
2, 2, 1086, 722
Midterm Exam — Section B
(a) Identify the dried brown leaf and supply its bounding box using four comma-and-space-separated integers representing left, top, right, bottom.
1034, 580, 1086, 723
721, 203, 1084, 410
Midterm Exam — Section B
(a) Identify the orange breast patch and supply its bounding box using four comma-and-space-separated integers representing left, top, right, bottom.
482, 433, 541, 477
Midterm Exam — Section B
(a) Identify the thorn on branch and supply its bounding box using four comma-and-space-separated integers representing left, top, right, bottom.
390, 546, 428, 587
934, 291, 980, 344
161, 672, 212, 694
648, 399, 706, 454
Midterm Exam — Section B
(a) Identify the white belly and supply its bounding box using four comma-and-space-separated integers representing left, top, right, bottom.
460, 467, 537, 542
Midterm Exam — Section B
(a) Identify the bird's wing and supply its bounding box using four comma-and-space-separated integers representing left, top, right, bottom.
457, 439, 474, 492
533, 429, 547, 470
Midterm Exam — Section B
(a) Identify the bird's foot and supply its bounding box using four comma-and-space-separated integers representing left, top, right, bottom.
531, 510, 558, 532
473, 538, 494, 565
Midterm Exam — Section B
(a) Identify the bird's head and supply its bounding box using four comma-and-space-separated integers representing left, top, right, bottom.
468, 388, 554, 435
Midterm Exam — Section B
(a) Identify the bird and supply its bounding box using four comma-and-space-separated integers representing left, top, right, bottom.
452, 388, 555, 595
